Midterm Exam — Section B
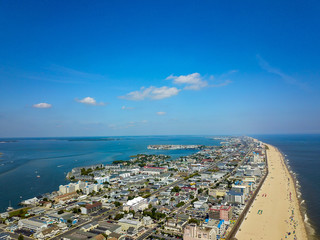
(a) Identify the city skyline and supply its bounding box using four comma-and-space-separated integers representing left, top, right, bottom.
1, 0, 320, 137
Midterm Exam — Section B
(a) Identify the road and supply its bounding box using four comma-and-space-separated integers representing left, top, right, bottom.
52, 143, 254, 239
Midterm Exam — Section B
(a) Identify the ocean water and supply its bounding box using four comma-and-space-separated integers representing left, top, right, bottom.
0, 136, 219, 212
1, 135, 319, 238
253, 134, 320, 239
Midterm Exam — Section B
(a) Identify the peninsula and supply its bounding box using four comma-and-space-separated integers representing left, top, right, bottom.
0, 137, 308, 240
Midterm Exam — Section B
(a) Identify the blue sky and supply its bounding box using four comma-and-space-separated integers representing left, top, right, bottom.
1, 0, 320, 137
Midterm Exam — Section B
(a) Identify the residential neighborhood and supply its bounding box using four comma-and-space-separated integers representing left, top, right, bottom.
0, 137, 267, 240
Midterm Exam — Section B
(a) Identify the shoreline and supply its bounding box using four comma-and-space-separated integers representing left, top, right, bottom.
236, 143, 308, 240
282, 152, 316, 239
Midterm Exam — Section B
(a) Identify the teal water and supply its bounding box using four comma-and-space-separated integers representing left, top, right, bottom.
253, 134, 320, 238
0, 136, 219, 212
1, 135, 318, 238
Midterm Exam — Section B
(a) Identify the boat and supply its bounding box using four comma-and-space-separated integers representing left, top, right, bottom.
37, 175, 40, 178
7, 201, 14, 211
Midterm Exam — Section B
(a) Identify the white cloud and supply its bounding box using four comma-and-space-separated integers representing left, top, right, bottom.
76, 97, 105, 106
121, 106, 135, 110
166, 72, 208, 90
33, 103, 52, 108
120, 86, 180, 101
157, 112, 166, 115
257, 55, 308, 90
212, 80, 232, 87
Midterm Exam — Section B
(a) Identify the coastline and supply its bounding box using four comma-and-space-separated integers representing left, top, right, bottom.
283, 152, 316, 239
236, 143, 308, 240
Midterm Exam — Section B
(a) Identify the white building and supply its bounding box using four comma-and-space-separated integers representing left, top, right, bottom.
94, 176, 109, 184
18, 219, 47, 232
123, 197, 148, 212
59, 181, 88, 194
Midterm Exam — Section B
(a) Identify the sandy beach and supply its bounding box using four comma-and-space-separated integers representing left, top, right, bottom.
235, 144, 308, 240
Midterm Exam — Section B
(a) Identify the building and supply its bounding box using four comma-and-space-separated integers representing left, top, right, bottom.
123, 197, 148, 212
225, 190, 245, 204
81, 202, 102, 214
83, 183, 103, 194
18, 218, 48, 232
81, 222, 99, 232
59, 181, 87, 194
118, 218, 142, 231
208, 188, 227, 198
94, 176, 110, 184
54, 192, 78, 203
141, 166, 167, 175
141, 216, 153, 226
164, 219, 187, 232
183, 224, 217, 240
209, 206, 233, 221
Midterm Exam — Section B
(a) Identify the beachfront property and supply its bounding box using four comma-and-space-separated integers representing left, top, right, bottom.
0, 137, 274, 240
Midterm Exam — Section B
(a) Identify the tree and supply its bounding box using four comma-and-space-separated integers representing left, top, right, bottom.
114, 213, 124, 220
128, 195, 135, 200
58, 210, 64, 214
18, 234, 24, 240
188, 218, 200, 225
176, 202, 185, 208
171, 186, 181, 193
114, 201, 122, 207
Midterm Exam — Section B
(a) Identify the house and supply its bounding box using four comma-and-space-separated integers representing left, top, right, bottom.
142, 216, 153, 226
0, 233, 11, 240
81, 221, 99, 232
34, 226, 59, 239
141, 166, 167, 175
164, 219, 187, 232
81, 201, 102, 214
183, 224, 217, 240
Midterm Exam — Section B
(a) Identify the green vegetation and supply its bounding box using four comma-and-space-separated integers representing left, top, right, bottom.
9, 208, 30, 218
176, 202, 185, 207
143, 208, 166, 220
114, 213, 124, 220
143, 193, 151, 198
57, 210, 64, 214
171, 186, 181, 193
191, 198, 198, 204
18, 234, 24, 240
128, 195, 135, 200
80, 168, 93, 175
184, 172, 200, 180
72, 208, 81, 213
112, 160, 129, 165
188, 218, 200, 225
114, 201, 122, 207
